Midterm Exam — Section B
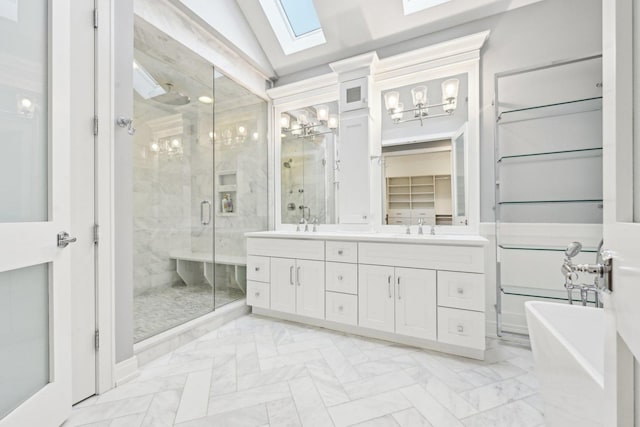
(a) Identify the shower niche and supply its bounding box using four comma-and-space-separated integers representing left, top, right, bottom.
216, 170, 237, 216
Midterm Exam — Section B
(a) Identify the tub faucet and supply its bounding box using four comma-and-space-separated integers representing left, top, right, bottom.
417, 218, 424, 235
561, 240, 611, 308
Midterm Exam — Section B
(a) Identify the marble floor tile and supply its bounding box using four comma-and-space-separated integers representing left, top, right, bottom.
67, 314, 541, 427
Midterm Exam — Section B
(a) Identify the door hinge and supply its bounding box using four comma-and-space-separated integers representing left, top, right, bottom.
93, 115, 99, 136
93, 224, 99, 244
94, 330, 100, 350
93, 8, 98, 29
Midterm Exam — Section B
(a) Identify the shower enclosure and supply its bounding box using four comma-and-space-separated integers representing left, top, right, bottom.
132, 19, 268, 342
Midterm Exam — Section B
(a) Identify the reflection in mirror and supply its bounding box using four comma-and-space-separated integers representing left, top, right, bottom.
280, 102, 339, 225
380, 74, 468, 226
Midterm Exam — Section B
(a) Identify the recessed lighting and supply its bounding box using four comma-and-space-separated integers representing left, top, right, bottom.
198, 95, 213, 104
20, 98, 32, 109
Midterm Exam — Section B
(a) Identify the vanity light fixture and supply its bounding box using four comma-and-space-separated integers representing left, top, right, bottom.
149, 136, 183, 157
384, 78, 460, 126
280, 109, 338, 137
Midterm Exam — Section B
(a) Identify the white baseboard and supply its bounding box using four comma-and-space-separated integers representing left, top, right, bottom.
114, 356, 139, 386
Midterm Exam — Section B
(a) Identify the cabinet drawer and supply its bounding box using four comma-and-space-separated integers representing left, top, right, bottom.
326, 292, 358, 326
411, 209, 435, 218
247, 255, 270, 282
437, 271, 485, 312
388, 209, 411, 218
388, 218, 411, 225
326, 262, 358, 294
437, 307, 485, 350
247, 281, 270, 309
326, 241, 358, 263
247, 238, 325, 261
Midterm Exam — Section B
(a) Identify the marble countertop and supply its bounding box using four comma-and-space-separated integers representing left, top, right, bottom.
244, 230, 488, 246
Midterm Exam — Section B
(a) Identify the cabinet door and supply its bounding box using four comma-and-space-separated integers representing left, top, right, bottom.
395, 267, 437, 340
295, 259, 325, 319
270, 257, 296, 314
358, 265, 395, 332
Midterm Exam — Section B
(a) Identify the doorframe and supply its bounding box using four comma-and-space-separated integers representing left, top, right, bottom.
94, 0, 116, 394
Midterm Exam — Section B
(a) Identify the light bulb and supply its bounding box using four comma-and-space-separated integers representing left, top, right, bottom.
327, 114, 339, 129
237, 125, 247, 137
411, 86, 427, 107
150, 142, 159, 152
297, 112, 308, 125
316, 105, 329, 121
291, 121, 302, 136
198, 95, 213, 104
208, 131, 214, 140
20, 98, 32, 109
391, 103, 404, 122
252, 132, 259, 140
280, 113, 290, 129
171, 138, 181, 148
441, 78, 459, 113
384, 91, 400, 111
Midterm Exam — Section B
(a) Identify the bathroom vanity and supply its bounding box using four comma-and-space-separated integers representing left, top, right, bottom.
246, 231, 488, 359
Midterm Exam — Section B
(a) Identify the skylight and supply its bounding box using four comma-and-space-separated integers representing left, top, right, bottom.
403, 0, 452, 15
279, 0, 321, 37
259, 0, 326, 55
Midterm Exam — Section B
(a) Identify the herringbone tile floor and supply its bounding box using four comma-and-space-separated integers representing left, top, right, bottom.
65, 315, 544, 427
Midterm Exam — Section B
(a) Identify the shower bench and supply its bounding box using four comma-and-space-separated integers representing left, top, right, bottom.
169, 250, 246, 292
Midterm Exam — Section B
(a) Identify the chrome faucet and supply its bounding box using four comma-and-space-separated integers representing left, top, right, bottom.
312, 217, 318, 232
417, 218, 424, 235
297, 217, 308, 232
561, 240, 611, 307
430, 225, 436, 236
405, 224, 411, 234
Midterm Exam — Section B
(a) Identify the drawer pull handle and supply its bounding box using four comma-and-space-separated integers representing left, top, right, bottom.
338, 250, 344, 255
338, 275, 343, 281
338, 305, 344, 312
397, 276, 401, 300
289, 266, 294, 286
457, 287, 464, 295
297, 266, 301, 286
457, 325, 464, 333
388, 275, 392, 298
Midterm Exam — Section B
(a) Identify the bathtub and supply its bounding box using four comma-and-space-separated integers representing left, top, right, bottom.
525, 301, 604, 427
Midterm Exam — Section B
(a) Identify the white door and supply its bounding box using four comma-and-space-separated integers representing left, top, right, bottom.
270, 257, 296, 314
602, 0, 640, 424
358, 265, 395, 333
70, 0, 97, 404
451, 123, 468, 225
0, 1, 73, 426
395, 267, 437, 340
295, 259, 325, 319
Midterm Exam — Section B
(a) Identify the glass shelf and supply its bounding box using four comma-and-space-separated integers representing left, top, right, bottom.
499, 244, 598, 253
501, 285, 598, 303
497, 147, 602, 163
498, 199, 603, 205
497, 96, 603, 124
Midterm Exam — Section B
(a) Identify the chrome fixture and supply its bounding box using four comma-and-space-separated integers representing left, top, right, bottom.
312, 217, 319, 232
417, 218, 424, 235
297, 217, 308, 232
281, 107, 338, 138
405, 224, 411, 235
561, 239, 611, 308
200, 200, 211, 226
431, 225, 436, 236
57, 231, 77, 249
149, 135, 184, 158
116, 117, 136, 135
283, 159, 293, 168
384, 78, 460, 126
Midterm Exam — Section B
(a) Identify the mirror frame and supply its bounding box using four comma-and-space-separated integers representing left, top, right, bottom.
372, 59, 480, 235
272, 86, 340, 230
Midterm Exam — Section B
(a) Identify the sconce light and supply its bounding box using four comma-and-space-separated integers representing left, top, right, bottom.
280, 106, 339, 138
384, 78, 460, 126
149, 136, 183, 157
237, 124, 247, 138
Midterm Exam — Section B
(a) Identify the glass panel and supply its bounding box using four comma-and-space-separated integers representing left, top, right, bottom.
0, 1, 48, 222
453, 131, 466, 218
213, 72, 268, 308
132, 20, 215, 342
279, 0, 321, 37
634, 0, 640, 222
0, 264, 49, 419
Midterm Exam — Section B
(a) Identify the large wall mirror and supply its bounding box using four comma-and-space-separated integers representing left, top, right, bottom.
378, 72, 474, 228
278, 101, 339, 225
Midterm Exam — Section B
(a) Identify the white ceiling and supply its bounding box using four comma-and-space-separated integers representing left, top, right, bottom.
234, 0, 543, 78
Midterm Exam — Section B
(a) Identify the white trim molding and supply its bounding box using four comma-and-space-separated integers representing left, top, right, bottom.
258, 0, 326, 55
114, 356, 139, 386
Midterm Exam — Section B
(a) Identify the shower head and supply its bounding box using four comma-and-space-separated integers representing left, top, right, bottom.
565, 241, 582, 258
152, 83, 191, 106
283, 159, 293, 168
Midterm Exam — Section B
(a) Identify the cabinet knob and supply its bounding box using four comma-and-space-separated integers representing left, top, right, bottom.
255, 267, 260, 271
255, 292, 260, 297
338, 250, 344, 255
338, 275, 343, 281
457, 287, 464, 295
338, 305, 344, 312
457, 325, 464, 333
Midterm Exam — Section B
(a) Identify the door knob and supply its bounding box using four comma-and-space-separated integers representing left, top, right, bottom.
57, 231, 77, 248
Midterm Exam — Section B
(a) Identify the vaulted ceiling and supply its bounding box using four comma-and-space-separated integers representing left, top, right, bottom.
234, 0, 543, 78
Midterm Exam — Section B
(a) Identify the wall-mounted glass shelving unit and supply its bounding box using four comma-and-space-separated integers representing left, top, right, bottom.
494, 54, 604, 336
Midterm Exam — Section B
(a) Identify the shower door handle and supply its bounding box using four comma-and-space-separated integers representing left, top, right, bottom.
200, 200, 211, 225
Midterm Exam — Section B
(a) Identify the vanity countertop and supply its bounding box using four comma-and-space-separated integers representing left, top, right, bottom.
245, 230, 488, 247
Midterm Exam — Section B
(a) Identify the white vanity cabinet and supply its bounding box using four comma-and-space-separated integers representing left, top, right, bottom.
359, 265, 437, 340
246, 233, 487, 359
